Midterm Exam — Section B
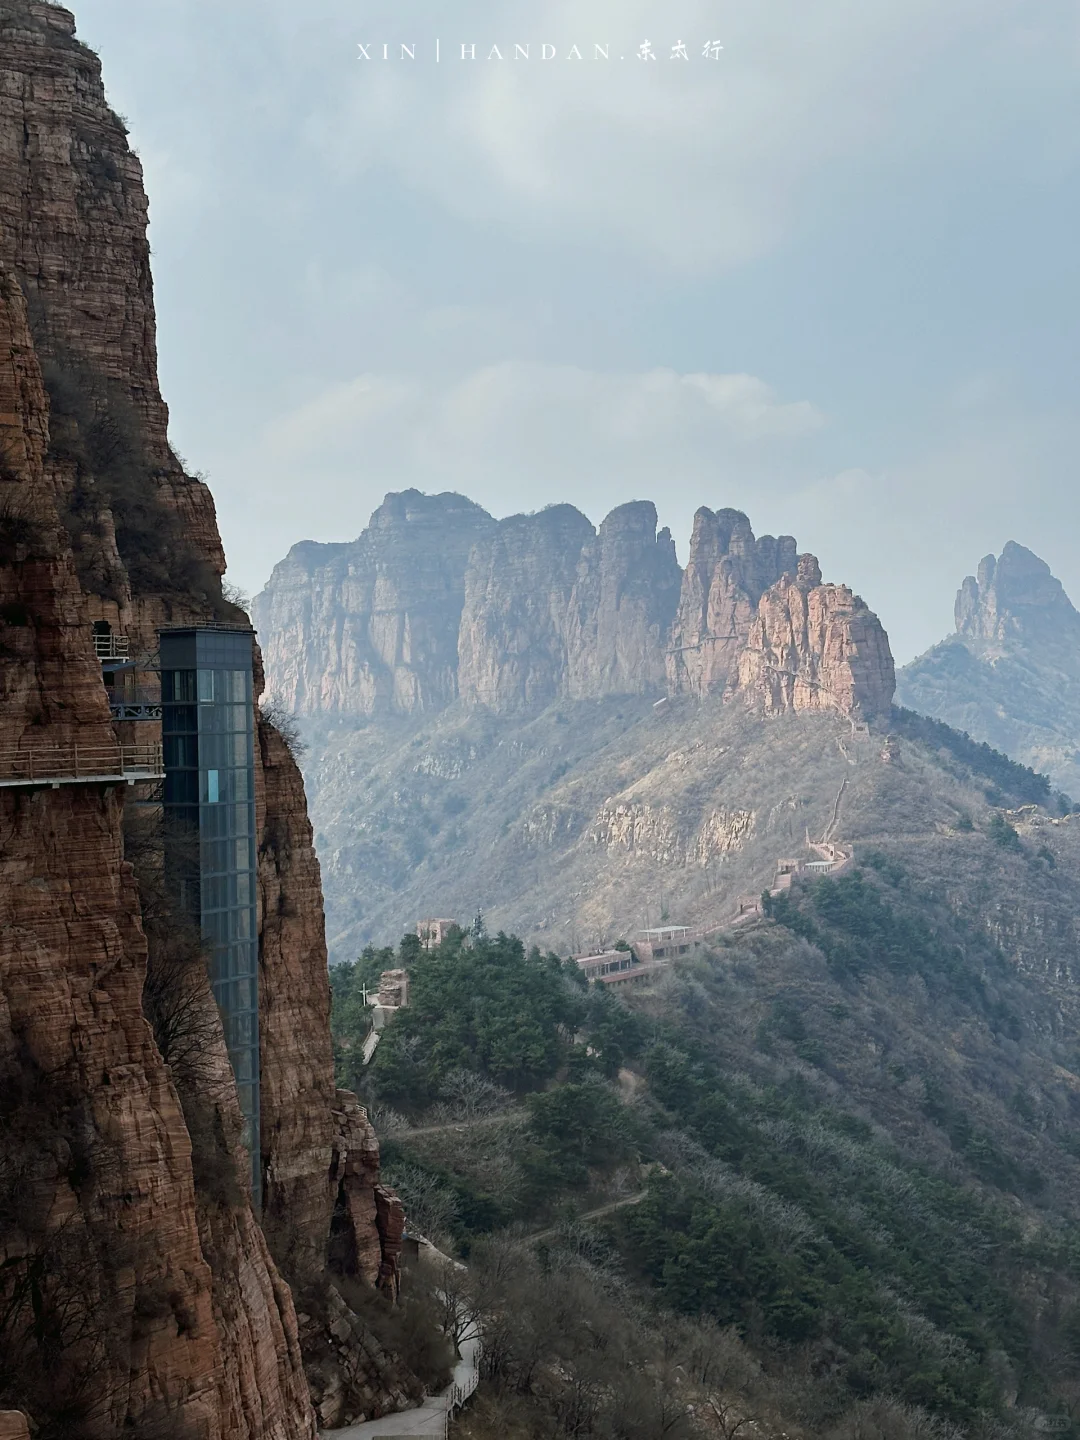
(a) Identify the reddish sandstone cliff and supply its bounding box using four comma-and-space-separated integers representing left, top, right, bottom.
0, 3, 407, 1434
259, 497, 895, 726
666, 506, 797, 697
736, 555, 895, 720
0, 267, 313, 1439
0, 0, 222, 569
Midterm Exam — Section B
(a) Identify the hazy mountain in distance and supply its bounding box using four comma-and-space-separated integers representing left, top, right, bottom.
897, 542, 1080, 798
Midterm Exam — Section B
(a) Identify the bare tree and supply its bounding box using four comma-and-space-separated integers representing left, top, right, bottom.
707, 1395, 760, 1440
259, 697, 308, 761
384, 1163, 460, 1244
428, 1256, 481, 1357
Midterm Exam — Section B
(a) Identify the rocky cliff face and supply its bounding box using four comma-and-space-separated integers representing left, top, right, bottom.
0, 0, 224, 583
898, 543, 1080, 796
0, 5, 406, 1434
253, 491, 495, 718
955, 542, 1080, 646
666, 506, 797, 697
456, 500, 684, 711
456, 503, 594, 711
565, 501, 682, 701
260, 499, 893, 724
0, 267, 311, 1440
737, 557, 896, 720
261, 496, 894, 961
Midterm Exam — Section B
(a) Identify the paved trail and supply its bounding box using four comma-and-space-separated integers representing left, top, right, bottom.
398, 1111, 519, 1141
323, 1328, 480, 1439
527, 1191, 647, 1244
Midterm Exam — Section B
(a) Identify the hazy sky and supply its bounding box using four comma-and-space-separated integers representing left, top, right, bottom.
73, 0, 1080, 663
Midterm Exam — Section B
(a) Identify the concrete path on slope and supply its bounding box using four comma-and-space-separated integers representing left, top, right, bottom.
395, 1111, 522, 1141
527, 1190, 647, 1244
323, 1326, 480, 1439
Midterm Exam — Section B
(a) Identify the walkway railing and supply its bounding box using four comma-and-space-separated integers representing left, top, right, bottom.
106, 689, 162, 722
443, 1341, 481, 1438
94, 632, 130, 661
0, 742, 164, 788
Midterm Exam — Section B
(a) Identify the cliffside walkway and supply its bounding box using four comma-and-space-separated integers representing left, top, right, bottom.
323, 1323, 480, 1438
0, 742, 164, 788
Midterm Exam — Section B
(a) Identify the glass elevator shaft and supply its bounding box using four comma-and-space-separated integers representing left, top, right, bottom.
160, 626, 261, 1206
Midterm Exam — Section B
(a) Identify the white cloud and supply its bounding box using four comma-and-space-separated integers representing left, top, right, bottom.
231, 368, 1080, 672
228, 361, 826, 593
263, 360, 824, 471
303, 0, 1076, 266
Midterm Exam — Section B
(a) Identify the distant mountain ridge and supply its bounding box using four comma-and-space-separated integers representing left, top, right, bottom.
897, 542, 1080, 797
253, 489, 895, 724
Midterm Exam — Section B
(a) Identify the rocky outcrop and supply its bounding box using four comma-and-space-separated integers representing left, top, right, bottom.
328, 1091, 405, 1294
737, 557, 896, 720
589, 799, 755, 866
590, 801, 684, 864
667, 507, 797, 696
0, 266, 312, 1439
259, 495, 896, 725
253, 491, 496, 717
898, 543, 1080, 796
955, 543, 1080, 646
459, 501, 682, 712
0, 5, 409, 1434
458, 505, 595, 710
255, 720, 412, 1420
565, 502, 681, 699
0, 0, 224, 579
256, 716, 339, 1283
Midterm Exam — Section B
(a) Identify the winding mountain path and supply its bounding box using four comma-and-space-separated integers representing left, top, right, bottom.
527, 1190, 648, 1243
323, 1326, 480, 1439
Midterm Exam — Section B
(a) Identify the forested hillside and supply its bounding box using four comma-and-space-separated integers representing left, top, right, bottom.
331, 848, 1080, 1439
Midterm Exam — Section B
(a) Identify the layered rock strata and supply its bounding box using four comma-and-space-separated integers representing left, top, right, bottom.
737, 557, 896, 720
0, 4, 408, 1434
666, 506, 797, 696
259, 499, 895, 723
0, 0, 224, 572
458, 504, 596, 710
253, 490, 496, 717
566, 501, 682, 699
0, 268, 312, 1440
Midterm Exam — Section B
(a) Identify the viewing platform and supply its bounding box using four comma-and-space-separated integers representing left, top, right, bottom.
0, 742, 164, 789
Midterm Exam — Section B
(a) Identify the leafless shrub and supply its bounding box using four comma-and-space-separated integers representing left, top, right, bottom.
828, 1397, 965, 1440
220, 579, 250, 611
366, 1102, 413, 1137
260, 696, 308, 762
431, 1068, 513, 1123
383, 1162, 460, 1244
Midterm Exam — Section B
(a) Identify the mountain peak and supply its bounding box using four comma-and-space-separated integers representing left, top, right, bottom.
955, 542, 1079, 643
898, 542, 1080, 796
